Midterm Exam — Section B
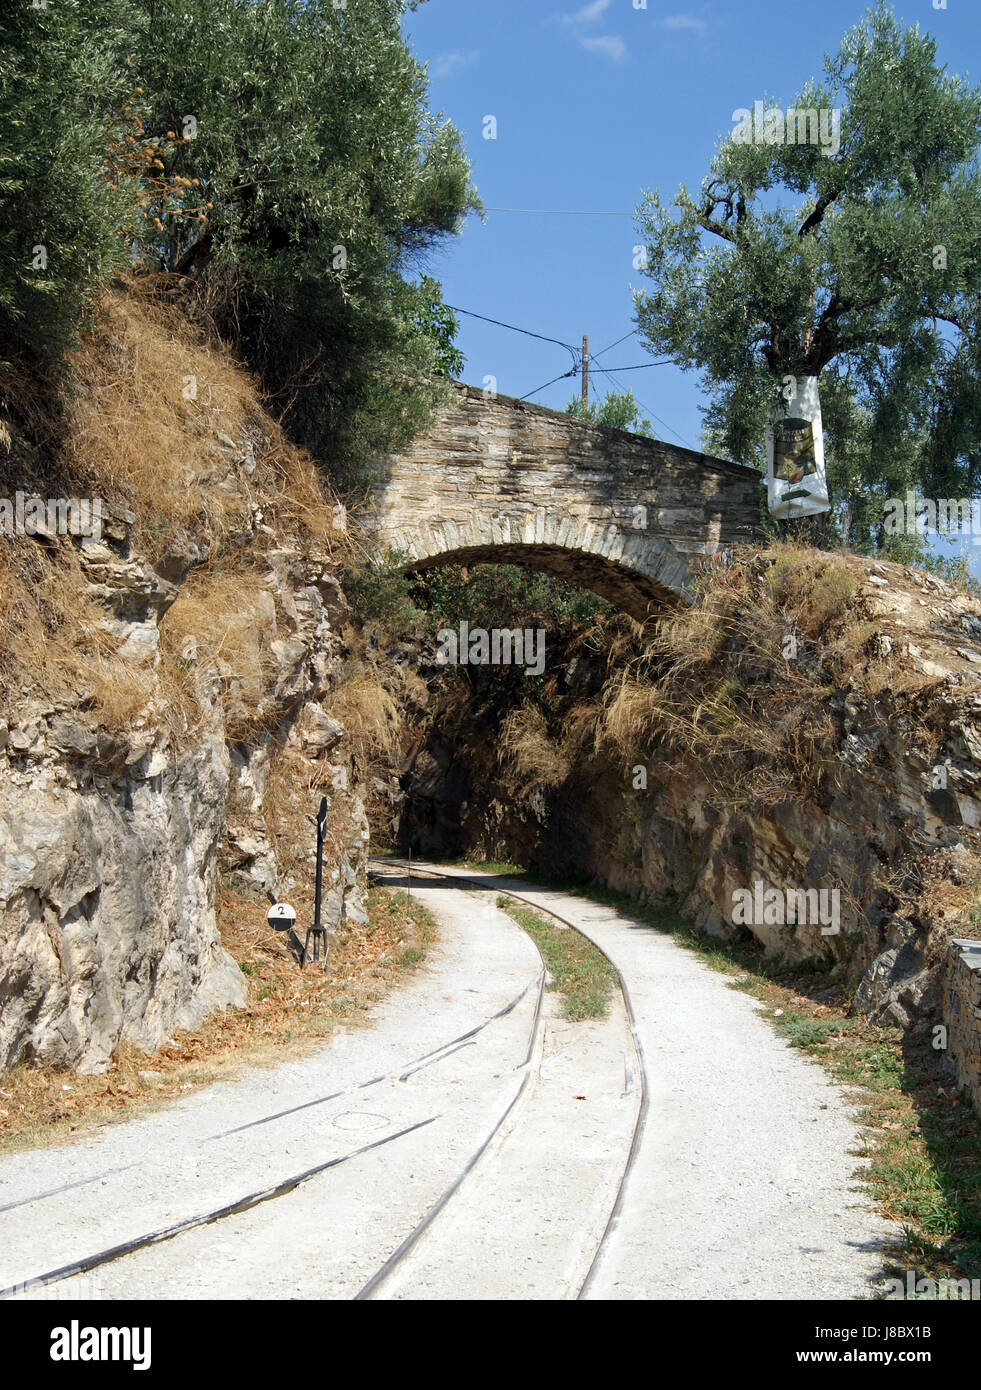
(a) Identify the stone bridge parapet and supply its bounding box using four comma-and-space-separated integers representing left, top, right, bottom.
366, 383, 763, 619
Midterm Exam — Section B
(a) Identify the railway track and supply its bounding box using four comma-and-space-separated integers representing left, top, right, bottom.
0, 862, 644, 1302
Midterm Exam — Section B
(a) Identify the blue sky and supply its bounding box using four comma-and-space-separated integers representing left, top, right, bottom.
403, 0, 980, 477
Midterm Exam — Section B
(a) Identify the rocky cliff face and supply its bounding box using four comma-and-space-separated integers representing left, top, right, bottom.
1, 722, 243, 1072
0, 301, 370, 1074
389, 554, 981, 1035
0, 487, 370, 1073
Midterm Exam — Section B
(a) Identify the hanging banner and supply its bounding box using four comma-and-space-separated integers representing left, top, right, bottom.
765, 375, 831, 519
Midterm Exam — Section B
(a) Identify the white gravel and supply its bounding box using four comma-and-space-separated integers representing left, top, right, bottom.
435, 867, 900, 1301
1, 863, 900, 1301
1, 873, 545, 1298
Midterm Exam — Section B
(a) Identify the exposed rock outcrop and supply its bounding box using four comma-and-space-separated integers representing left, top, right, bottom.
0, 343, 368, 1072
389, 554, 981, 1033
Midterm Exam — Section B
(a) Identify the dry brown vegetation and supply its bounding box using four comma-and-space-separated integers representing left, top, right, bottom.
593, 546, 935, 809
158, 562, 279, 741
500, 704, 571, 789
329, 675, 402, 767
0, 284, 349, 733
466, 544, 981, 826
65, 283, 346, 559
261, 741, 349, 884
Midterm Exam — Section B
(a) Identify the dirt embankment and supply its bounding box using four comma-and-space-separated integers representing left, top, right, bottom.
0, 286, 393, 1075
363, 548, 981, 1032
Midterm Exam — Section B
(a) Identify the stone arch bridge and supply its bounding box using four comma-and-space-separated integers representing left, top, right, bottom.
366, 383, 762, 620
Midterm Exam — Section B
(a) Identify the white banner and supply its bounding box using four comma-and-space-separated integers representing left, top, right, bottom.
765, 375, 831, 519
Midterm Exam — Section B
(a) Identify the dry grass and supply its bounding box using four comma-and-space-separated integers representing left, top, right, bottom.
158, 561, 279, 741
64, 285, 346, 561
593, 546, 886, 809
328, 675, 403, 774
0, 880, 435, 1157
0, 538, 160, 725
764, 547, 860, 634
584, 540, 981, 824
0, 285, 351, 729
65, 291, 252, 557
500, 704, 570, 789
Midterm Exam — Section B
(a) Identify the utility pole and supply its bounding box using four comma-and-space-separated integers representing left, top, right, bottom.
581, 334, 589, 407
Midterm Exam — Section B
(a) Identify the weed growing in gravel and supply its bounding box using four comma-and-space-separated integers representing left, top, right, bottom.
466, 860, 527, 878
497, 898, 617, 1021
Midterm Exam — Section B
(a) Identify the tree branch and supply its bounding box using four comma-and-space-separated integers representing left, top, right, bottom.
798, 187, 841, 237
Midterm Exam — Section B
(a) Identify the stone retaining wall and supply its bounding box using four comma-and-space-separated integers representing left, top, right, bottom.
943, 938, 981, 1114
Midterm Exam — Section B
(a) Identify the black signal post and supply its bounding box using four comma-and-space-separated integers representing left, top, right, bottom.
302, 795, 330, 970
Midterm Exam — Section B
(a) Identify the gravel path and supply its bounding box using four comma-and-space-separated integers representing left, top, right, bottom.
0, 863, 899, 1301
1, 869, 635, 1301
431, 866, 900, 1301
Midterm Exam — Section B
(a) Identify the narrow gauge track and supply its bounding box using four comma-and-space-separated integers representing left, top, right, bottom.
0, 975, 540, 1220
0, 862, 645, 1301
360, 860, 649, 1302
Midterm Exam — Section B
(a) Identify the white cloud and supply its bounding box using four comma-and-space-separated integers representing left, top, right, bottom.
580, 33, 626, 61
658, 13, 708, 32
431, 50, 479, 79
558, 0, 624, 63
563, 0, 613, 23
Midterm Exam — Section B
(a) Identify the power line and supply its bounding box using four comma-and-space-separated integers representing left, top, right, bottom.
480, 207, 682, 218
586, 360, 675, 371
590, 363, 696, 451
445, 303, 579, 362
444, 302, 676, 414
443, 301, 584, 398
589, 328, 636, 361
519, 367, 579, 402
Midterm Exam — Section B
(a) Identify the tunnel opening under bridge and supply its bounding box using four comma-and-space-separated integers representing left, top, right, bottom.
398, 541, 688, 623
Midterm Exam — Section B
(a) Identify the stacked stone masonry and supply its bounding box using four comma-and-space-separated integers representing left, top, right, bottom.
369, 383, 763, 620
943, 938, 981, 1116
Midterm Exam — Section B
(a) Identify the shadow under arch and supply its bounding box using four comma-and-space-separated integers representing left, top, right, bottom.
393, 540, 689, 623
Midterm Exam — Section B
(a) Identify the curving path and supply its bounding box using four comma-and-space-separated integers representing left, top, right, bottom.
0, 862, 897, 1301
425, 864, 899, 1301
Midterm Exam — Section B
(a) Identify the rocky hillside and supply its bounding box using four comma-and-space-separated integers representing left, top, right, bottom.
373, 549, 981, 1036
5, 289, 981, 1073
0, 289, 371, 1073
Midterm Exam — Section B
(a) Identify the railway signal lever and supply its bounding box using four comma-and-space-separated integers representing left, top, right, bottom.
302, 794, 330, 970
266, 793, 332, 971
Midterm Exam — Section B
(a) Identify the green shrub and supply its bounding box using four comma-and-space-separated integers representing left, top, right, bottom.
342, 552, 424, 633
0, 0, 144, 370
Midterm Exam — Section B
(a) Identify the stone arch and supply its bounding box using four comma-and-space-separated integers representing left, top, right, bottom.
389, 513, 691, 621
367, 383, 762, 619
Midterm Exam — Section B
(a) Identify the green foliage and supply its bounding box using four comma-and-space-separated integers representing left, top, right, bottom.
497, 898, 618, 1021
633, 3, 981, 544
0, 0, 145, 369
341, 550, 424, 633
132, 0, 479, 484
879, 530, 981, 596
773, 1014, 839, 1048
343, 553, 607, 640
0, 0, 477, 486
412, 563, 608, 636
407, 276, 464, 378
342, 554, 610, 706
565, 388, 654, 436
